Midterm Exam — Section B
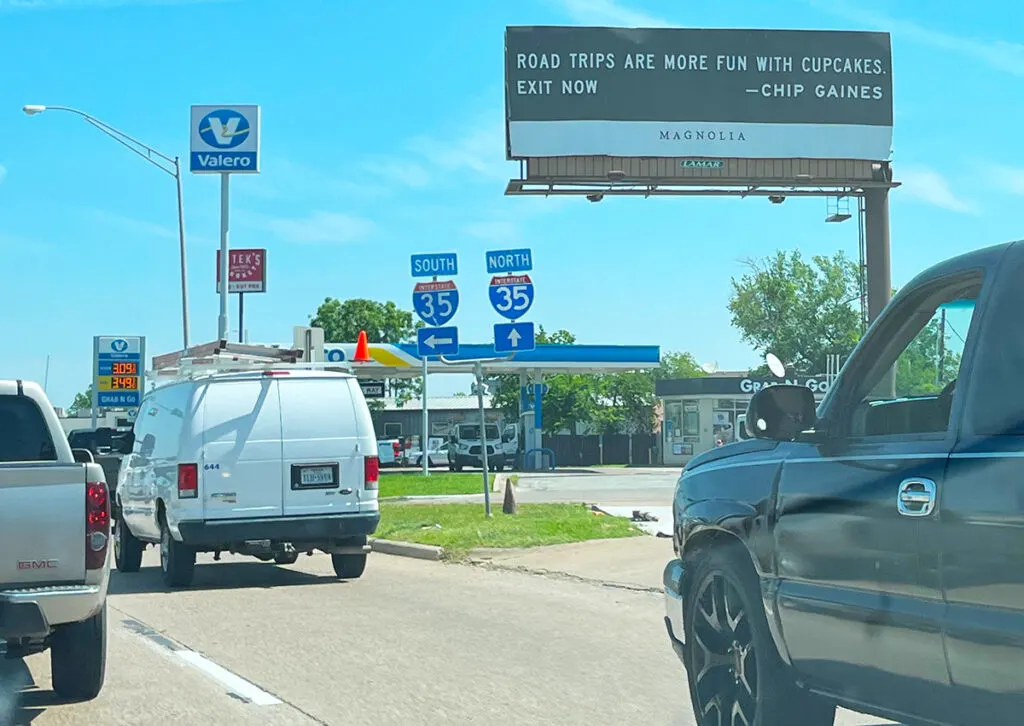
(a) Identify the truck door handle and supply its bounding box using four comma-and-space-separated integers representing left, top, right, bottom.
897, 478, 936, 517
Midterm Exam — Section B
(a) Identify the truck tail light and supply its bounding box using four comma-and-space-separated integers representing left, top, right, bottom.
178, 463, 198, 499
364, 456, 379, 490
86, 480, 110, 570
392, 441, 401, 457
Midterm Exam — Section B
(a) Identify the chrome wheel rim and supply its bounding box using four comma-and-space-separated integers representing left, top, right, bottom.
160, 527, 169, 571
691, 571, 757, 726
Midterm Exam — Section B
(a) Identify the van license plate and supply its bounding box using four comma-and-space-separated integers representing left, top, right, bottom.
298, 466, 336, 487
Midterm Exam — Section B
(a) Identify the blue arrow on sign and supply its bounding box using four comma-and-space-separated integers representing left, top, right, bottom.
488, 274, 534, 321
416, 326, 459, 357
412, 280, 459, 327
494, 321, 535, 353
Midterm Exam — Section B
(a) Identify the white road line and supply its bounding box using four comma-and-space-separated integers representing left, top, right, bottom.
175, 651, 281, 706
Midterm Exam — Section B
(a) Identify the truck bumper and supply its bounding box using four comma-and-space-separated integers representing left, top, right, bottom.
451, 454, 502, 468
176, 512, 381, 548
0, 585, 105, 639
663, 558, 687, 664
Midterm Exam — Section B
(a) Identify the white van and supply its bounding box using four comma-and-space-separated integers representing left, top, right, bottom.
114, 369, 380, 588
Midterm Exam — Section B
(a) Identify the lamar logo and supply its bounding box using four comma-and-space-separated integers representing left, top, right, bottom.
17, 559, 58, 570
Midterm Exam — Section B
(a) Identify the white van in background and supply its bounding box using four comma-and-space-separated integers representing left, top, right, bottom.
114, 368, 380, 588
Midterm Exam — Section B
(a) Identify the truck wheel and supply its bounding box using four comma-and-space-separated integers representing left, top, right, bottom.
683, 542, 835, 726
114, 511, 143, 573
331, 553, 367, 579
50, 603, 106, 701
160, 521, 195, 588
274, 551, 299, 565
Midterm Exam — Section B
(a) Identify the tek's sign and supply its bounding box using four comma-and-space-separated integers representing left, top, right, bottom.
216, 248, 267, 294
190, 105, 261, 174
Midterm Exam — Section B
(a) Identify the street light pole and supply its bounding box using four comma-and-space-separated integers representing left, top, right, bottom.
23, 104, 191, 350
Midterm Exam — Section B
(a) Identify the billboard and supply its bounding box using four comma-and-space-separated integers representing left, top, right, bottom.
505, 27, 893, 161
216, 248, 267, 293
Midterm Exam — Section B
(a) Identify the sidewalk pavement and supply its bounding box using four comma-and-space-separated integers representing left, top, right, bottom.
468, 535, 673, 592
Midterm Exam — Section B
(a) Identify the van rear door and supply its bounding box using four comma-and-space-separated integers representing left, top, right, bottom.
278, 376, 363, 517
199, 377, 284, 520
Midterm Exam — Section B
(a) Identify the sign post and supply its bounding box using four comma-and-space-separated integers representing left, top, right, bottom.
411, 252, 461, 476
191, 105, 261, 342
216, 248, 267, 344
92, 336, 146, 430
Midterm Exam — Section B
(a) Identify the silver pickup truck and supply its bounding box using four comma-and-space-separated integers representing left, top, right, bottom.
0, 379, 111, 701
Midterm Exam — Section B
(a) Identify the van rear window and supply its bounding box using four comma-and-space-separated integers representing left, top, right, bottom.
0, 395, 57, 462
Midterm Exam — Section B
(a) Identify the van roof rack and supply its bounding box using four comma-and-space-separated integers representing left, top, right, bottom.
148, 340, 351, 383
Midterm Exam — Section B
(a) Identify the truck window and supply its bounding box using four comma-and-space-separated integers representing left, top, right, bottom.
846, 278, 980, 439
0, 395, 57, 462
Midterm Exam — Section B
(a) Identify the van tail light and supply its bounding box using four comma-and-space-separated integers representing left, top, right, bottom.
86, 480, 110, 570
364, 456, 379, 490
177, 463, 199, 499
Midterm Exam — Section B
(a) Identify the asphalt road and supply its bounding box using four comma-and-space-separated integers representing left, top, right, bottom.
1, 549, 897, 726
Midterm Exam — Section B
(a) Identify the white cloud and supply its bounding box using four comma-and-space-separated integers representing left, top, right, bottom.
406, 116, 510, 183
0, 164, 7, 185
247, 210, 376, 245
554, 0, 670, 27
807, 0, 1024, 76
85, 208, 176, 239
896, 165, 975, 214
240, 157, 389, 202
362, 158, 433, 189
462, 220, 519, 243
980, 163, 1024, 196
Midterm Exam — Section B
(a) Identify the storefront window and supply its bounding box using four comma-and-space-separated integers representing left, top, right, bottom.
682, 402, 699, 437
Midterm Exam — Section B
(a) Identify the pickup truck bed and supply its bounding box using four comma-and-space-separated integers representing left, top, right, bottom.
0, 379, 111, 702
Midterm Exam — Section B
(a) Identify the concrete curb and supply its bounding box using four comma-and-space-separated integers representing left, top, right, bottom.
369, 538, 444, 561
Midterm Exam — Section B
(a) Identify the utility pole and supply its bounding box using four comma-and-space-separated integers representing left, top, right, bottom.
936, 308, 947, 387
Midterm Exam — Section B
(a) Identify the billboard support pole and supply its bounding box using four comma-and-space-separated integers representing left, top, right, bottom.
864, 185, 894, 397
421, 355, 429, 476
218, 172, 231, 343
238, 293, 245, 343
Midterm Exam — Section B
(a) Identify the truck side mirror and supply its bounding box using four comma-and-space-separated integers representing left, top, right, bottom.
118, 432, 135, 454
746, 385, 817, 441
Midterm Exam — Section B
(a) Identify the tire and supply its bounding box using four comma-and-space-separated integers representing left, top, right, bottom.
50, 603, 107, 701
331, 553, 367, 579
274, 551, 299, 565
114, 509, 143, 573
160, 520, 195, 588
683, 542, 835, 726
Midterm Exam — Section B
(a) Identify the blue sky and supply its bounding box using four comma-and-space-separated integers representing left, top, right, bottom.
1, 0, 1023, 411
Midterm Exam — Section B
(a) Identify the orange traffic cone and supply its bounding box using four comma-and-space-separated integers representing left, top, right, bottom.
353, 330, 371, 363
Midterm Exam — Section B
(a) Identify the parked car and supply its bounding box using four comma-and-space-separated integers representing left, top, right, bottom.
663, 240, 1024, 725
115, 367, 380, 588
447, 423, 504, 471
0, 379, 111, 700
413, 441, 449, 467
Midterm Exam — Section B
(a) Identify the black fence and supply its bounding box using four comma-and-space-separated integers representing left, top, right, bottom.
540, 433, 658, 467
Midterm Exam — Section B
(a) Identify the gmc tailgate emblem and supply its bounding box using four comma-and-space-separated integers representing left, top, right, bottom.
17, 559, 58, 570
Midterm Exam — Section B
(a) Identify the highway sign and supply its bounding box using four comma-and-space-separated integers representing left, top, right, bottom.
410, 252, 458, 278
494, 322, 536, 353
486, 248, 533, 274
488, 274, 534, 320
412, 280, 460, 327
93, 335, 146, 409
416, 326, 459, 357
190, 105, 261, 174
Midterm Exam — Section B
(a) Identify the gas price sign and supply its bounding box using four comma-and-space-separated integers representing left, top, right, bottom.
93, 336, 146, 408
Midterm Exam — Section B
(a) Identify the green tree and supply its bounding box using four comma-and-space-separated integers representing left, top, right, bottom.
309, 297, 423, 408
728, 249, 862, 375
70, 385, 92, 414
895, 317, 961, 397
